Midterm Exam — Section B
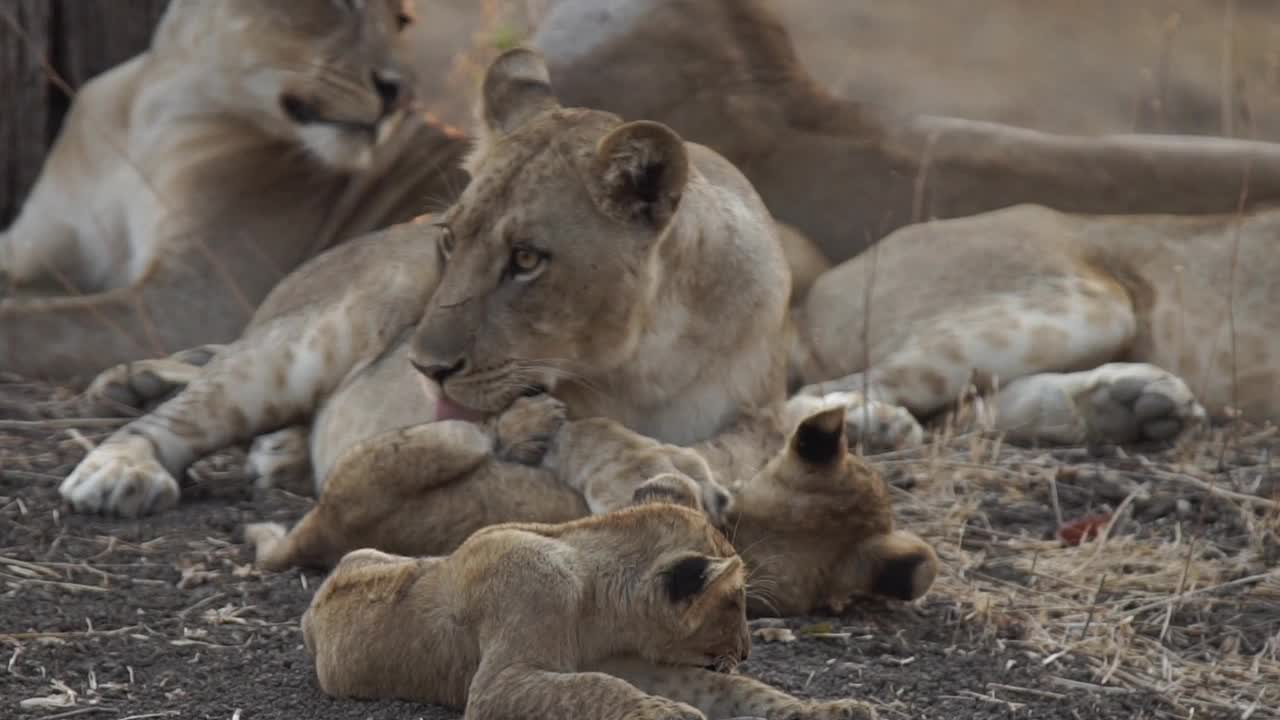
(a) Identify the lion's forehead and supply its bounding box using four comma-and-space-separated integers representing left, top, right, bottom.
461, 111, 620, 216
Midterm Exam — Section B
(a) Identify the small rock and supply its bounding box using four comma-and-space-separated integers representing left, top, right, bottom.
752, 627, 796, 644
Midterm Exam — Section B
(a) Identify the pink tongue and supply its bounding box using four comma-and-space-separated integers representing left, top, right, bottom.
434, 394, 487, 423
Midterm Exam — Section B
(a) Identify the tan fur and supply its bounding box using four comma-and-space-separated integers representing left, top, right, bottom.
57, 49, 789, 510
245, 397, 937, 617
59, 50, 936, 618
301, 503, 872, 719
534, 0, 1280, 266
0, 0, 469, 379
792, 204, 1280, 445
300, 504, 748, 716
409, 48, 790, 446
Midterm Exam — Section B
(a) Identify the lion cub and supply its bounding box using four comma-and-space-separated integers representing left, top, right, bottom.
303, 502, 870, 719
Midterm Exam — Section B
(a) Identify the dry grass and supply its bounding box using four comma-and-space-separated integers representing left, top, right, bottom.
878, 406, 1280, 718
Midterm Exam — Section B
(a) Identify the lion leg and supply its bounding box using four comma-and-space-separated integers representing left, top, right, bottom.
59, 306, 378, 516
598, 658, 873, 720
795, 256, 1188, 445
467, 660, 704, 720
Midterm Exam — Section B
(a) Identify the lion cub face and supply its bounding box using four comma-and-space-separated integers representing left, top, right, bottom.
729, 407, 940, 615
631, 506, 752, 671
408, 49, 693, 413
166, 0, 418, 170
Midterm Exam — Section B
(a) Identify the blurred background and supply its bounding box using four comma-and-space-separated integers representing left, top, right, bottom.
3, 0, 1279, 226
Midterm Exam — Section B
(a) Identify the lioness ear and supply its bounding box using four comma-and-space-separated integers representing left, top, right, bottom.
791, 407, 848, 465
663, 553, 740, 604
480, 48, 559, 135
592, 121, 689, 228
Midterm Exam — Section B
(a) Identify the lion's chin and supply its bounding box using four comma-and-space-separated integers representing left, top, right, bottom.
298, 125, 377, 172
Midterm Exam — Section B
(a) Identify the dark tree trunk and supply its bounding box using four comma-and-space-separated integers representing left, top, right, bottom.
0, 0, 169, 227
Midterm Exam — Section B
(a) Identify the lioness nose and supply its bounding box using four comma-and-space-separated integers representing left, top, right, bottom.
372, 69, 402, 114
411, 357, 467, 384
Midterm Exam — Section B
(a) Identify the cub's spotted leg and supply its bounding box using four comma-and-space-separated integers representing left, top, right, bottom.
467, 660, 705, 720
246, 425, 313, 496
81, 344, 227, 415
599, 658, 873, 720
994, 362, 1207, 445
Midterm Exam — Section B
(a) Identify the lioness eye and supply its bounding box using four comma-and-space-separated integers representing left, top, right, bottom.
509, 247, 546, 278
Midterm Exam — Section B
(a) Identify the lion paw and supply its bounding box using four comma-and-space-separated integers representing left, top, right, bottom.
83, 358, 202, 415
247, 426, 313, 496
59, 434, 179, 517
787, 391, 923, 454
773, 699, 876, 720
493, 393, 567, 465
1080, 363, 1207, 444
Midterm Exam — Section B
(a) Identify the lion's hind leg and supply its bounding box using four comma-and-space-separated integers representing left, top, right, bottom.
797, 249, 1182, 446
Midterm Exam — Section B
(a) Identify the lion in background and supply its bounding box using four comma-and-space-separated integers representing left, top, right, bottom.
10, 0, 1280, 383
0, 0, 469, 379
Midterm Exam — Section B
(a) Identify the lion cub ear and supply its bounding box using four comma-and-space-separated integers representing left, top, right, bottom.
662, 553, 741, 604
592, 121, 689, 228
790, 406, 848, 466
480, 48, 560, 135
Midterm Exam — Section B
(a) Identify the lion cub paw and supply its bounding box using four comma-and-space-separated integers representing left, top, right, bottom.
774, 699, 876, 720
247, 426, 313, 496
60, 434, 179, 517
1080, 363, 1207, 444
493, 394, 567, 465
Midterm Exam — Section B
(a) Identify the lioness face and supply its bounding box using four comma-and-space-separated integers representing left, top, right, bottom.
408, 49, 691, 414
179, 0, 418, 170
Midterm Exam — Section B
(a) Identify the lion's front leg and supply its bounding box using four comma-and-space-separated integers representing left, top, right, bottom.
59, 311, 377, 517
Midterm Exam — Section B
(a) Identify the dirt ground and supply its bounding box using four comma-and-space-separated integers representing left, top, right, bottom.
2, 377, 1277, 720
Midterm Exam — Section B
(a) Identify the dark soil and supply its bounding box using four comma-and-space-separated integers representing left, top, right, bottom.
8, 380, 1271, 720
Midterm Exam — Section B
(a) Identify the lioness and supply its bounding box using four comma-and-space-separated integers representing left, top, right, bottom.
302, 502, 871, 719
59, 47, 788, 513
534, 0, 1280, 264
0, 0, 470, 379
